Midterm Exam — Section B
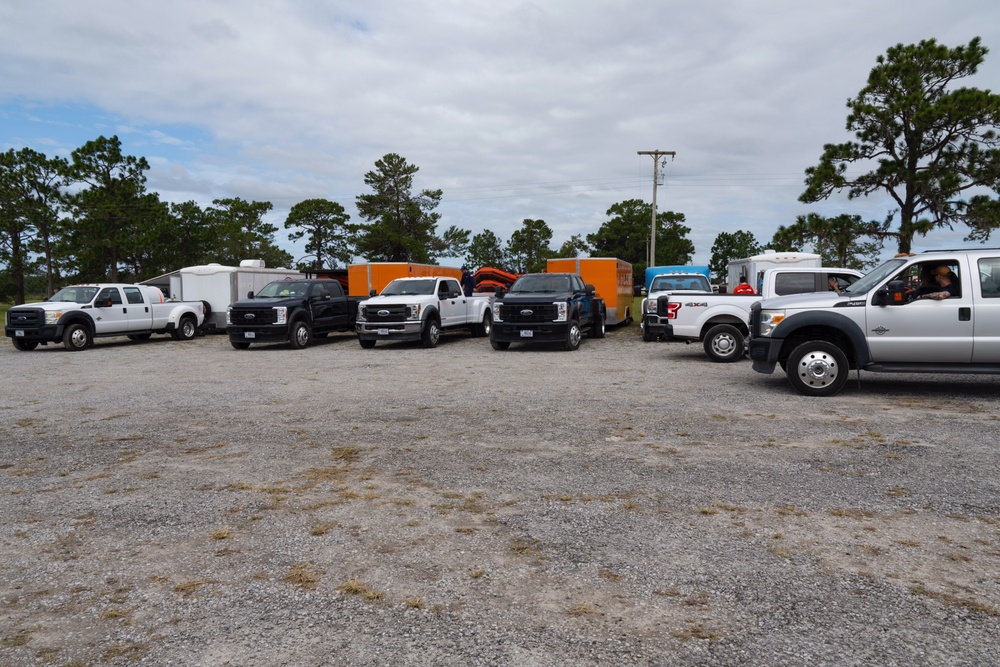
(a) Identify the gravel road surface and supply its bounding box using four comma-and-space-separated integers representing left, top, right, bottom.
2, 324, 999, 666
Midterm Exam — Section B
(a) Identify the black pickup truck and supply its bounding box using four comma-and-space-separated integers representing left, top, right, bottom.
489, 272, 605, 351
226, 279, 364, 350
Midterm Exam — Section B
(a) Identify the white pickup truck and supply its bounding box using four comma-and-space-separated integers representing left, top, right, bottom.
355, 276, 494, 348
656, 267, 863, 362
5, 284, 205, 351
640, 272, 713, 342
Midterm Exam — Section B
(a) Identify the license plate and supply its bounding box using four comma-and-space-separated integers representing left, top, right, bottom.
520, 329, 533, 338
244, 332, 255, 339
377, 328, 389, 335
15, 330, 24, 337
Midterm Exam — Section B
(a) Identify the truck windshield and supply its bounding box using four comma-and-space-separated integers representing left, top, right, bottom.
50, 286, 99, 303
510, 275, 571, 293
651, 276, 709, 291
380, 279, 436, 296
837, 259, 905, 296
255, 282, 310, 298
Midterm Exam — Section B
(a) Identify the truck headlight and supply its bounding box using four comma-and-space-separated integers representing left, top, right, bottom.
408, 304, 421, 320
492, 302, 502, 322
554, 301, 568, 322
226, 306, 232, 325
357, 303, 366, 322
45, 311, 62, 325
643, 299, 656, 314
758, 309, 785, 337
274, 307, 288, 325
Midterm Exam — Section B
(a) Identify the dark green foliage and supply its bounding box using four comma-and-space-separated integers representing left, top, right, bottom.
708, 231, 761, 282
769, 213, 889, 270
506, 219, 554, 273
587, 198, 693, 284
284, 198, 356, 270
466, 229, 507, 270
800, 37, 1000, 252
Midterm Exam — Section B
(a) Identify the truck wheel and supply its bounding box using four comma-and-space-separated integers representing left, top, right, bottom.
231, 341, 251, 350
172, 317, 197, 341
703, 324, 745, 363
786, 341, 849, 397
490, 335, 510, 350
63, 323, 91, 351
564, 320, 582, 351
642, 324, 655, 342
473, 311, 492, 337
359, 338, 376, 349
590, 310, 606, 339
12, 338, 38, 351
288, 321, 311, 349
421, 317, 440, 348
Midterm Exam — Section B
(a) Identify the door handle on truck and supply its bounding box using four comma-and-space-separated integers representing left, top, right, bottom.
959, 307, 971, 321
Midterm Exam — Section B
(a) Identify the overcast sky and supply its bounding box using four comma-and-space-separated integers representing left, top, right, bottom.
2, 1, 999, 268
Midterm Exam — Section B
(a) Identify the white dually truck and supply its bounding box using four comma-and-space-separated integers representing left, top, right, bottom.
655, 267, 863, 362
5, 284, 205, 351
356, 276, 494, 348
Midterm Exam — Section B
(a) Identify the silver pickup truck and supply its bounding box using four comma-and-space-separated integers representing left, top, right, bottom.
748, 248, 1000, 396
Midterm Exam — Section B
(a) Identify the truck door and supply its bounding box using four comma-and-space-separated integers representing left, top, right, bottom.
437, 279, 465, 328
573, 275, 593, 324
93, 287, 130, 334
308, 282, 338, 332
122, 286, 152, 331
973, 256, 1000, 362
865, 260, 974, 363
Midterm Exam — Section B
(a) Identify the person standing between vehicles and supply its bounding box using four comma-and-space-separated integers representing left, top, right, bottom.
919, 266, 960, 300
461, 265, 475, 297
733, 276, 755, 295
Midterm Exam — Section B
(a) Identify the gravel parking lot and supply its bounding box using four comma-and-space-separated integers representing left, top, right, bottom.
2, 324, 999, 666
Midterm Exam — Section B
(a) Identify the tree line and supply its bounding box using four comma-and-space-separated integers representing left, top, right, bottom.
3, 37, 999, 302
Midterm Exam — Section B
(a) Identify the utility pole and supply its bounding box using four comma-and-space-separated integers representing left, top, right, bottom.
637, 150, 676, 266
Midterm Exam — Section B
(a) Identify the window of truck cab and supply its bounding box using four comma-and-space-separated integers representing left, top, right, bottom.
979, 258, 1000, 297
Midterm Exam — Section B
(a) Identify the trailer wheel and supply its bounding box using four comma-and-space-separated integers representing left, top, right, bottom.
12, 338, 38, 351
289, 321, 311, 349
63, 323, 91, 351
703, 324, 744, 363
359, 338, 376, 349
231, 341, 251, 350
172, 317, 197, 341
786, 341, 849, 397
564, 320, 582, 351
421, 317, 440, 348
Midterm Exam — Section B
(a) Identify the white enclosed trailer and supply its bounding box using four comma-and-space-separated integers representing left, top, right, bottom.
726, 250, 822, 294
142, 260, 304, 330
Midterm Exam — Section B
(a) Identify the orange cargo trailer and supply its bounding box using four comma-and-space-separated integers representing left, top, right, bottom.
346, 263, 463, 297
547, 257, 633, 326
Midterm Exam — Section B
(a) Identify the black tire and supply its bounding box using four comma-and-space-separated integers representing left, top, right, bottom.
421, 317, 441, 348
590, 310, 606, 339
62, 323, 91, 351
172, 317, 197, 341
624, 308, 632, 325
490, 335, 510, 350
359, 338, 376, 349
231, 341, 251, 350
642, 324, 655, 342
12, 338, 38, 351
703, 324, 745, 363
563, 320, 582, 351
472, 311, 492, 337
786, 341, 849, 397
289, 321, 311, 349
201, 300, 212, 322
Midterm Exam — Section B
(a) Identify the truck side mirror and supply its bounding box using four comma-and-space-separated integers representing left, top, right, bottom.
247, 290, 254, 298
585, 284, 596, 297
875, 281, 907, 306
369, 289, 377, 297
495, 286, 505, 298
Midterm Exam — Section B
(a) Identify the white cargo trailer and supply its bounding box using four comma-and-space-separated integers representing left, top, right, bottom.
142, 260, 304, 330
726, 250, 822, 294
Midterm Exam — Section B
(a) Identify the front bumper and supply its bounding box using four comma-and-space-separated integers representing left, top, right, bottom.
356, 320, 423, 342
642, 315, 667, 337
748, 337, 782, 374
5, 325, 62, 343
227, 325, 292, 344
491, 321, 569, 343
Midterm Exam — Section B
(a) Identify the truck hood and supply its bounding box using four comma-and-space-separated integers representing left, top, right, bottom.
758, 291, 852, 309
229, 296, 304, 308
500, 291, 574, 303
14, 301, 89, 311
365, 294, 434, 305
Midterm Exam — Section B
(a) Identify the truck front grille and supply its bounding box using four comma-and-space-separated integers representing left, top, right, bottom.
499, 303, 558, 323
364, 304, 409, 323
7, 308, 44, 327
231, 308, 278, 325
